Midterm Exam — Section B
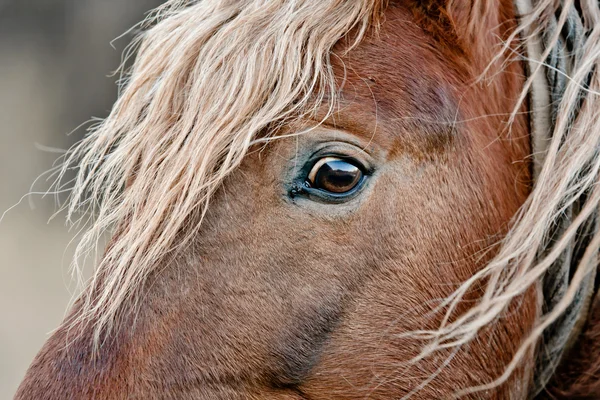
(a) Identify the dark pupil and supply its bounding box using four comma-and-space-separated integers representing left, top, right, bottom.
314, 160, 363, 193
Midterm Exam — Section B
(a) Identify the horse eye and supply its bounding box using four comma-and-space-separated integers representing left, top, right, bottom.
307, 157, 364, 194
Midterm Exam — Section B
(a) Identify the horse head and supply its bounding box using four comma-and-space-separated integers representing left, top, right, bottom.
15, 0, 600, 398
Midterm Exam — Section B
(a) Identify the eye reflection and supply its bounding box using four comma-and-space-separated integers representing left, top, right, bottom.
307, 157, 364, 194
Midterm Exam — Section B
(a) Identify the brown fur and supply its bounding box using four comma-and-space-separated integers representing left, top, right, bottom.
17, 1, 599, 398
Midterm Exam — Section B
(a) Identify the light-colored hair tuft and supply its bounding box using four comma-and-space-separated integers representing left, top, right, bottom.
57, 0, 385, 347
407, 0, 600, 396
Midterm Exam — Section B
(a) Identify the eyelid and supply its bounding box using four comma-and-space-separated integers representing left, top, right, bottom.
307, 145, 375, 176
308, 142, 371, 162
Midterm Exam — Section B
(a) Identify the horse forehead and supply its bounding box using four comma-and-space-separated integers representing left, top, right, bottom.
328, 6, 463, 149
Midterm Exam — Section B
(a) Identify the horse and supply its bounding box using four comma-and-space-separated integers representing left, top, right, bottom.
14, 0, 600, 398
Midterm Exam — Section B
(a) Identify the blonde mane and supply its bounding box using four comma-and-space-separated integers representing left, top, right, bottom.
417, 0, 600, 396
55, 0, 600, 396
58, 0, 385, 345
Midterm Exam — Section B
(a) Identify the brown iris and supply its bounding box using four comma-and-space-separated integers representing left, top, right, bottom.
307, 157, 364, 194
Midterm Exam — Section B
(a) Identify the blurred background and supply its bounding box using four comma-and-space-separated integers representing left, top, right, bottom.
0, 1, 162, 397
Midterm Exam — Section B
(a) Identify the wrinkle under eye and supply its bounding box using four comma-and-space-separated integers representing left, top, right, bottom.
307, 157, 364, 194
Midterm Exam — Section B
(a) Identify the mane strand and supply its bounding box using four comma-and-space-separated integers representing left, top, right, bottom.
411, 0, 600, 396
57, 0, 386, 347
